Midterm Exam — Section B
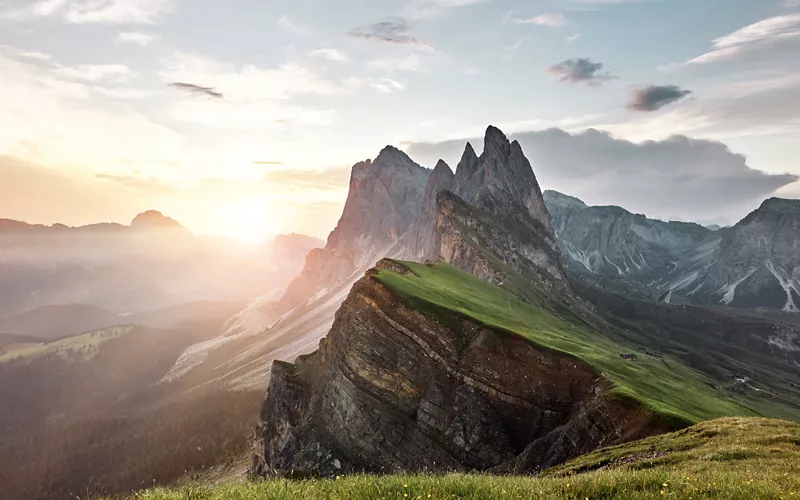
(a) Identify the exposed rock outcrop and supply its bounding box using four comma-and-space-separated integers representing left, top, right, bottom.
434, 127, 568, 286
546, 191, 800, 312
250, 262, 671, 477
412, 160, 455, 263
437, 192, 566, 288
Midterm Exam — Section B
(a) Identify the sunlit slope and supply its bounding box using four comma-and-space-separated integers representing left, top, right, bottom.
375, 261, 759, 424
129, 417, 800, 500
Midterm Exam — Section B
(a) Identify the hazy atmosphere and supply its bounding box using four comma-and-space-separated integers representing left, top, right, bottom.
2, 0, 799, 237
3, 2, 800, 499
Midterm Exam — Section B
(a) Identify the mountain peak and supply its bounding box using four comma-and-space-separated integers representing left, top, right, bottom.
130, 210, 185, 232
758, 197, 800, 213
543, 190, 588, 209
483, 125, 511, 158
433, 159, 452, 174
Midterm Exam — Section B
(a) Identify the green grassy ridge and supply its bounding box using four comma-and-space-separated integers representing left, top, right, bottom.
125, 418, 800, 499
374, 261, 754, 424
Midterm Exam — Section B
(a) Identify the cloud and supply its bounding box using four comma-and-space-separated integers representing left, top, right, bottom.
159, 52, 358, 129
501, 36, 532, 61
17, 50, 51, 60
567, 33, 582, 42
168, 82, 224, 99
596, 74, 800, 141
347, 18, 434, 51
514, 13, 567, 27
309, 48, 349, 63
54, 63, 134, 82
368, 54, 424, 72
403, 128, 798, 223
627, 85, 693, 112
0, 50, 183, 175
2, 0, 172, 24
404, 0, 491, 19
278, 15, 312, 36
367, 78, 405, 93
116, 32, 155, 46
686, 13, 800, 65
546, 57, 616, 85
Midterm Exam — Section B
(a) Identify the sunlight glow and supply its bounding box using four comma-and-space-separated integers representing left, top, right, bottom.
213, 198, 273, 243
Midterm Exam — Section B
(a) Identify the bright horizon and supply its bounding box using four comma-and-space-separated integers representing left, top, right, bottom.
2, 0, 799, 240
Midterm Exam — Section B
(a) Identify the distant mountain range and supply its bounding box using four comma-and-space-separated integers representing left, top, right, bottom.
0, 210, 323, 318
545, 191, 800, 311
0, 209, 185, 233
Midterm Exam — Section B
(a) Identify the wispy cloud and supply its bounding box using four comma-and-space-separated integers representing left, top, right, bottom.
686, 13, 800, 64
55, 63, 134, 83
3, 0, 172, 24
309, 48, 349, 63
159, 52, 359, 129
347, 18, 434, 51
627, 85, 693, 112
116, 32, 155, 47
367, 78, 405, 93
368, 54, 424, 72
404, 0, 491, 19
567, 33, 582, 42
514, 13, 567, 27
168, 82, 223, 99
278, 15, 312, 36
546, 58, 616, 85
17, 50, 51, 61
502, 35, 531, 61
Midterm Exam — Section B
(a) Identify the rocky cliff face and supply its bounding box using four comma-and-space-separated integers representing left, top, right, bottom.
545, 190, 712, 281
678, 198, 800, 311
251, 261, 669, 477
545, 191, 800, 312
279, 148, 430, 312
432, 127, 567, 287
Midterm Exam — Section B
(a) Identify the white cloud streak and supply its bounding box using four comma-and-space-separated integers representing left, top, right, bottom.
116, 32, 155, 46
3, 0, 171, 24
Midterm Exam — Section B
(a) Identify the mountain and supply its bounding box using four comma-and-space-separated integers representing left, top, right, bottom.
5, 125, 800, 498
250, 127, 800, 478
0, 210, 321, 318
545, 192, 800, 312
671, 198, 800, 311
129, 210, 187, 232
0, 304, 124, 340
0, 319, 263, 500
162, 147, 431, 384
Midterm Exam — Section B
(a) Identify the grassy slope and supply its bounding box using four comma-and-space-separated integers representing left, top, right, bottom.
0, 325, 133, 363
126, 417, 800, 499
375, 261, 753, 424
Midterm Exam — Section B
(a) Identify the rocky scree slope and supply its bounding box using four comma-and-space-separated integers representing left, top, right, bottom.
545, 192, 800, 312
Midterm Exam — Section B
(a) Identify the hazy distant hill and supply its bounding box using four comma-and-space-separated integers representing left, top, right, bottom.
0, 301, 244, 341
0, 211, 323, 318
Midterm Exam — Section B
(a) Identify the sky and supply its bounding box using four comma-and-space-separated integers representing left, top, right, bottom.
1, 0, 799, 240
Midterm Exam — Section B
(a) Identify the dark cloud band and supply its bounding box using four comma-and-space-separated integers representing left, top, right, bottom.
546, 58, 616, 86
628, 85, 693, 112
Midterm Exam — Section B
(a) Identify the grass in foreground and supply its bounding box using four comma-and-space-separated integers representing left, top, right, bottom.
375, 261, 753, 424
127, 418, 800, 499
